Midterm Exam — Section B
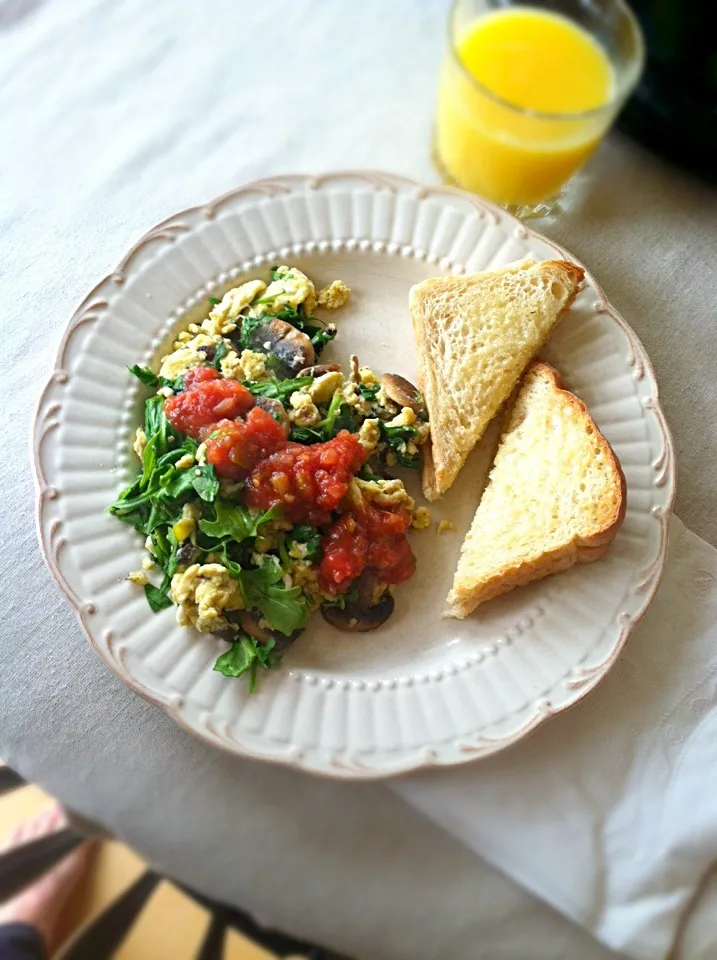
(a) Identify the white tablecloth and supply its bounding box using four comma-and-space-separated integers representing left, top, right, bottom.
2, 1, 716, 958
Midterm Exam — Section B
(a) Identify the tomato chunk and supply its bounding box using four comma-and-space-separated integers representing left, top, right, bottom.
164, 379, 255, 439
183, 366, 220, 389
318, 514, 368, 591
244, 431, 366, 525
319, 500, 415, 593
204, 407, 289, 480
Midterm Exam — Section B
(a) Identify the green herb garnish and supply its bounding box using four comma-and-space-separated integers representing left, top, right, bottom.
214, 633, 281, 692
246, 376, 313, 404
128, 365, 184, 393
199, 500, 279, 544
288, 524, 322, 562
212, 339, 229, 371
218, 554, 308, 637
358, 382, 380, 402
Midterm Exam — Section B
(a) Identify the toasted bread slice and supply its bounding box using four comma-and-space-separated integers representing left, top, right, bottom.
446, 362, 625, 618
410, 259, 584, 500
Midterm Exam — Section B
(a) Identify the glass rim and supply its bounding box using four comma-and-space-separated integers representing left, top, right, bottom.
446, 0, 646, 123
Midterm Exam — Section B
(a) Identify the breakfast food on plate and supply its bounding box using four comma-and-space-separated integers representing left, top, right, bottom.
446, 362, 625, 618
110, 266, 431, 689
409, 259, 584, 500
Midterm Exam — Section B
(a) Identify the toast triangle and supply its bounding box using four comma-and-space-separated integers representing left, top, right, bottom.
446, 362, 625, 618
410, 259, 584, 500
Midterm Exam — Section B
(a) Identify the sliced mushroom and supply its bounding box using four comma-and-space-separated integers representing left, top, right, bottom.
239, 611, 271, 641
298, 363, 342, 378
247, 318, 315, 375
253, 396, 290, 435
321, 571, 395, 633
239, 610, 302, 651
322, 592, 394, 632
379, 373, 425, 414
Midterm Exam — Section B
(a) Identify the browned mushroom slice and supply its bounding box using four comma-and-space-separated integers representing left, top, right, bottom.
321, 592, 394, 632
248, 318, 315, 375
378, 373, 425, 414
239, 611, 302, 651
238, 611, 271, 641
253, 396, 290, 435
321, 570, 395, 632
298, 363, 342, 378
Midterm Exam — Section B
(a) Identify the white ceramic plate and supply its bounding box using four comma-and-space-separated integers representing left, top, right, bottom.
34, 172, 675, 779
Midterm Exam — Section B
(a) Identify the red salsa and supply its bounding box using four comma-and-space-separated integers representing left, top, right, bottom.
163, 370, 416, 595
204, 408, 288, 480
319, 501, 415, 594
164, 371, 254, 440
244, 431, 366, 525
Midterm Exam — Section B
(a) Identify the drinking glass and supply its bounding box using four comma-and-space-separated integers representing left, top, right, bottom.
434, 0, 645, 216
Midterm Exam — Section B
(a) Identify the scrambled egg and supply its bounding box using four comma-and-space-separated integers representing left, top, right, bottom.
437, 520, 456, 534
385, 406, 416, 428
202, 280, 267, 336
358, 366, 377, 386
288, 390, 320, 426
159, 333, 220, 380
317, 280, 351, 309
308, 370, 344, 404
170, 562, 244, 632
341, 381, 373, 417
175, 453, 195, 470
220, 348, 267, 382
412, 506, 431, 529
128, 570, 148, 585
358, 418, 381, 453
133, 427, 147, 460
354, 477, 415, 511
252, 266, 317, 316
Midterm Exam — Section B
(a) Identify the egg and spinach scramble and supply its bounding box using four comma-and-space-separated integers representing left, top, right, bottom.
110, 266, 431, 689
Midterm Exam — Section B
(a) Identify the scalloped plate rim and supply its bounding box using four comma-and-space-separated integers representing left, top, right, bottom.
32, 170, 676, 780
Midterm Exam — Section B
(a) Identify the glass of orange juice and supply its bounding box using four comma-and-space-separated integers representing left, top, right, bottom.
434, 0, 645, 216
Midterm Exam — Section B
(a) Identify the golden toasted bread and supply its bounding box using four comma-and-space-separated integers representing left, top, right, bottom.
446, 362, 625, 618
410, 259, 584, 500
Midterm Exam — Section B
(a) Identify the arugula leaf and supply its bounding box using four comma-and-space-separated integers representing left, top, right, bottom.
246, 377, 312, 403
214, 634, 281, 691
289, 524, 322, 562
139, 436, 157, 490
144, 577, 173, 612
129, 365, 184, 392
199, 500, 279, 543
319, 392, 355, 439
192, 467, 220, 502
310, 326, 337, 356
209, 296, 221, 305
212, 339, 229, 371
358, 382, 380, 402
129, 365, 162, 387
289, 425, 324, 444
270, 266, 293, 282
238, 561, 308, 636
381, 422, 422, 468
238, 314, 269, 350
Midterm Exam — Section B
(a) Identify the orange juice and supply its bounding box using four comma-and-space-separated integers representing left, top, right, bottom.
435, 8, 616, 207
